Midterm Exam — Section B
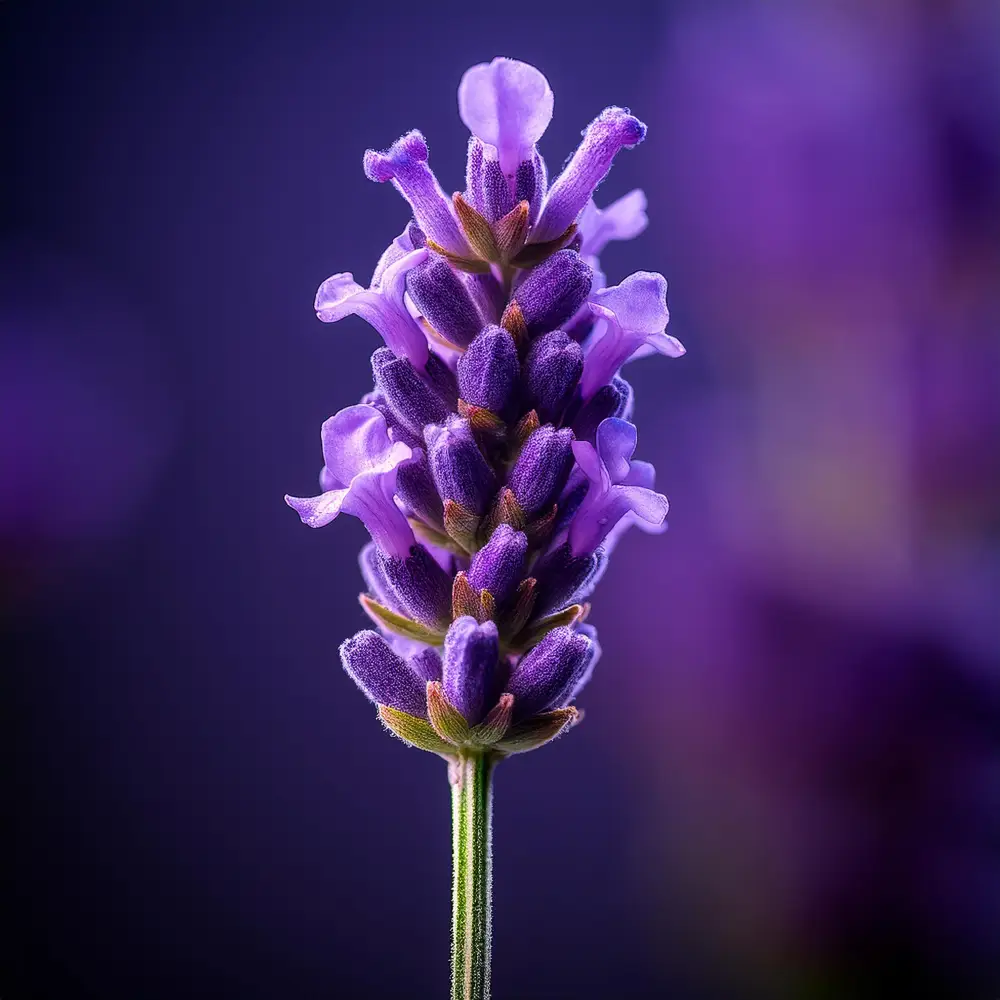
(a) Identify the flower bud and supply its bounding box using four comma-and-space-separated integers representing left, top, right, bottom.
376, 544, 452, 628
442, 616, 501, 725
513, 250, 592, 336
457, 325, 519, 417
508, 425, 574, 518
407, 257, 485, 348
340, 630, 428, 717
506, 625, 593, 720
522, 330, 583, 424
425, 416, 497, 516
467, 523, 528, 608
371, 347, 450, 437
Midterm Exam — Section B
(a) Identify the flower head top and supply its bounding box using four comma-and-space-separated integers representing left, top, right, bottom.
287, 58, 684, 757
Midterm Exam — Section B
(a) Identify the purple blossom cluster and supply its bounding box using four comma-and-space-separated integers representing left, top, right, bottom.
287, 58, 684, 756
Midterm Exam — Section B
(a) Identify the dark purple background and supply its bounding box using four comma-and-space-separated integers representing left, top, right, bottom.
4, 1, 999, 998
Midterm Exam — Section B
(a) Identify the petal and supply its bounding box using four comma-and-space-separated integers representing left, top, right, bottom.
595, 418, 638, 485
370, 223, 422, 288
568, 480, 668, 556
284, 487, 348, 528
590, 271, 669, 335
458, 58, 554, 177
533, 107, 647, 243
364, 130, 471, 256
319, 404, 411, 487
569, 439, 608, 490
315, 250, 430, 367
578, 189, 649, 257
622, 458, 656, 490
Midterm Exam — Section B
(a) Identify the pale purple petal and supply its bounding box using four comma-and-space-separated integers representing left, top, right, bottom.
580, 271, 683, 399
284, 487, 349, 528
285, 405, 415, 557
315, 248, 430, 367
568, 418, 669, 555
533, 107, 647, 243
595, 417, 637, 485
458, 58, 554, 178
370, 223, 422, 288
578, 189, 649, 257
320, 405, 412, 488
364, 130, 471, 256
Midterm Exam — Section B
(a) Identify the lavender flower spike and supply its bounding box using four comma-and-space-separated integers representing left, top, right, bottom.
315, 247, 430, 368
568, 417, 669, 556
580, 271, 686, 399
532, 107, 647, 243
287, 58, 686, 1000
285, 404, 415, 558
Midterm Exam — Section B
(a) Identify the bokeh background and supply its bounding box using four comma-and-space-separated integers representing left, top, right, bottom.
4, 1, 999, 997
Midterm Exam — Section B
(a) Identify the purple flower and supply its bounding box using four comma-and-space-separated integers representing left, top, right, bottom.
532, 107, 647, 244
315, 247, 430, 369
568, 418, 669, 556
285, 404, 415, 558
289, 57, 683, 754
459, 57, 554, 181
364, 131, 471, 257
577, 189, 649, 258
579, 271, 685, 399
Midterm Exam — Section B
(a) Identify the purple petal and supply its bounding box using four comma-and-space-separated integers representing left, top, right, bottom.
370, 224, 420, 288
568, 478, 669, 557
595, 418, 638, 485
340, 630, 428, 717
533, 107, 647, 244
458, 58, 554, 178
364, 130, 470, 257
577, 189, 648, 258
315, 248, 430, 368
318, 404, 410, 488
580, 271, 682, 399
285, 405, 415, 557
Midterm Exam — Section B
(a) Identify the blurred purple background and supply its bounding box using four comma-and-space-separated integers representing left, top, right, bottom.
3, 1, 998, 997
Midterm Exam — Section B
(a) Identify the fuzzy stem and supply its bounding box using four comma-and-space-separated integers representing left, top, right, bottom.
450, 751, 495, 1000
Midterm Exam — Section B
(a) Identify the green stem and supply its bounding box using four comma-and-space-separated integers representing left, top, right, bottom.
450, 751, 495, 1000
